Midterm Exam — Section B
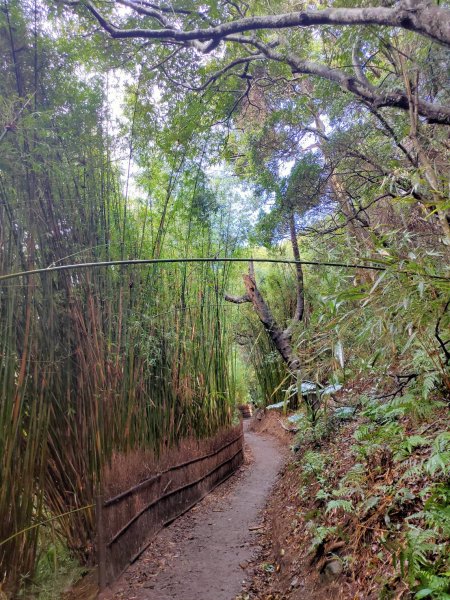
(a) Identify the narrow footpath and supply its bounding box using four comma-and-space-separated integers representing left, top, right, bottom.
105, 425, 284, 600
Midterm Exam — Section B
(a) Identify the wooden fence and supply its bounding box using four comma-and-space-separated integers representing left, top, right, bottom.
96, 423, 244, 588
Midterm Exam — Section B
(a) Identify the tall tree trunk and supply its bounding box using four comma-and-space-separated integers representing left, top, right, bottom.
226, 261, 319, 414
313, 112, 375, 250
241, 265, 300, 373
289, 213, 305, 324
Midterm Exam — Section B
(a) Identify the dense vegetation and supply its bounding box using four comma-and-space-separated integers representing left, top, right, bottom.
0, 0, 448, 597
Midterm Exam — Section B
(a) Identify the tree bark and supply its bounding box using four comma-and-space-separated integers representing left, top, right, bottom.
82, 1, 450, 47
78, 1, 450, 125
289, 213, 304, 325
241, 267, 301, 373
226, 263, 322, 414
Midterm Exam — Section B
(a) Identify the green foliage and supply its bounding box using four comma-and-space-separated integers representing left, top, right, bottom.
0, 1, 242, 590
425, 434, 450, 477
307, 524, 338, 554
302, 450, 329, 484
396, 523, 450, 599
25, 536, 85, 600
325, 499, 354, 514
1, 0, 449, 596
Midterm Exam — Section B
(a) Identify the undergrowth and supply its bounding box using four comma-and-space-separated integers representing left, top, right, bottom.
292, 384, 450, 599
18, 535, 85, 600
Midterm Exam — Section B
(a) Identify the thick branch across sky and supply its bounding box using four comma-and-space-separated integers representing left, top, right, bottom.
249, 40, 450, 125
83, 1, 450, 47
76, 0, 450, 124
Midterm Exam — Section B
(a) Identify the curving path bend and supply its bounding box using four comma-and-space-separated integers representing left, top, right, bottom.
105, 425, 283, 600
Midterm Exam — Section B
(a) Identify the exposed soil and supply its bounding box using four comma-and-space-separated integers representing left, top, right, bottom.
239, 419, 359, 600
101, 422, 285, 600
239, 400, 450, 600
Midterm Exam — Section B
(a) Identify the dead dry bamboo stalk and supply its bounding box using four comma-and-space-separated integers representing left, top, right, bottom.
96, 490, 107, 591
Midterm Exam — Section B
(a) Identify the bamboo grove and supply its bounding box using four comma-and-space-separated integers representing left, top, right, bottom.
0, 1, 239, 591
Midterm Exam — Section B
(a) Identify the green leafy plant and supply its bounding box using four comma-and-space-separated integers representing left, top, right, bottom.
396, 525, 450, 599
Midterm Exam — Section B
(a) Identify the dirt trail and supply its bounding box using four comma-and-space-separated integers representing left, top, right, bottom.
106, 425, 284, 600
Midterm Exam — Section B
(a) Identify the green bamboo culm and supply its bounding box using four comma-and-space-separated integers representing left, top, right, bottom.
0, 3, 235, 591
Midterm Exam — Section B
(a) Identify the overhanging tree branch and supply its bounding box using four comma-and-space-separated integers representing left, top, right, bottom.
224, 292, 251, 304
247, 40, 450, 125
79, 1, 450, 47
73, 1, 450, 124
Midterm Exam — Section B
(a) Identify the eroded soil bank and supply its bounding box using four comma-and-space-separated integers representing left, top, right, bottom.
102, 423, 285, 600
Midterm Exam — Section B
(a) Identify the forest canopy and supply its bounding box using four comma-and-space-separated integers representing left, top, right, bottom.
0, 0, 449, 597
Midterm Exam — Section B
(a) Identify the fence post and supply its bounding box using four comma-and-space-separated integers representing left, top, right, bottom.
96, 489, 107, 591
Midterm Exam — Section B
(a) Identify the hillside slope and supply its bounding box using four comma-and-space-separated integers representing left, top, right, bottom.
239, 384, 450, 600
